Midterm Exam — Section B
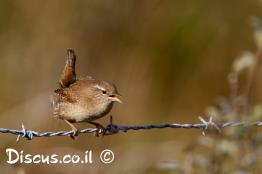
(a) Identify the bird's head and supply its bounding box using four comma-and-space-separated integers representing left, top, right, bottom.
93, 81, 122, 104
81, 79, 122, 107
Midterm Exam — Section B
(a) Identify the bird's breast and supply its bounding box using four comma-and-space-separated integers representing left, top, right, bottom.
56, 101, 113, 122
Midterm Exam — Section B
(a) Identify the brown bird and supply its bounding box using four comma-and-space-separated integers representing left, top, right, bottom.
51, 49, 122, 138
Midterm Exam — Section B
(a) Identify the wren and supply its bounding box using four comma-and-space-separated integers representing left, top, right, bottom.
51, 49, 122, 139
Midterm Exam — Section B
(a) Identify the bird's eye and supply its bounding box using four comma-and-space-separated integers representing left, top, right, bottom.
102, 90, 107, 94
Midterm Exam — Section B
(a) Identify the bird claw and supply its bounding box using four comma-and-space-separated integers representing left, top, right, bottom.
94, 125, 106, 137
70, 129, 79, 140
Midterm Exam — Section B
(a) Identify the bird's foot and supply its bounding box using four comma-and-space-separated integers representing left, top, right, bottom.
64, 119, 79, 140
94, 124, 107, 137
70, 128, 79, 140
87, 121, 106, 137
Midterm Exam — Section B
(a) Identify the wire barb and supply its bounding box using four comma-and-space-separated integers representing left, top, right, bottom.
198, 116, 222, 136
16, 123, 33, 142
106, 115, 119, 135
0, 118, 260, 141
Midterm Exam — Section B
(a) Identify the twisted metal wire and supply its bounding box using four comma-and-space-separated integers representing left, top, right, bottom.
0, 117, 261, 141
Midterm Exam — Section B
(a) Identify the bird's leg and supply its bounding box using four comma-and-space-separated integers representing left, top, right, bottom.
64, 120, 79, 139
88, 121, 106, 137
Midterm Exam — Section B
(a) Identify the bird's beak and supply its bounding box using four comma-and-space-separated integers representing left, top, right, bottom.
109, 94, 123, 103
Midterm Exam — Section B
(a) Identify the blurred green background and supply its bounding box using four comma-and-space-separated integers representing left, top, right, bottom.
0, 1, 262, 173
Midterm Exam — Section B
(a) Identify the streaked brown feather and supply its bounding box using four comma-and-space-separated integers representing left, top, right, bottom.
59, 48, 76, 88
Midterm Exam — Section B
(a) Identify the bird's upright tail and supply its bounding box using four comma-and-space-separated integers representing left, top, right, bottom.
59, 48, 77, 88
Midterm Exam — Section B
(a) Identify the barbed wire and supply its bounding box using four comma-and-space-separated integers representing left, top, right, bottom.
0, 117, 261, 141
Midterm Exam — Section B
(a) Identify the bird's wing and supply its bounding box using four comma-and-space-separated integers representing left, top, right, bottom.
53, 88, 78, 104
